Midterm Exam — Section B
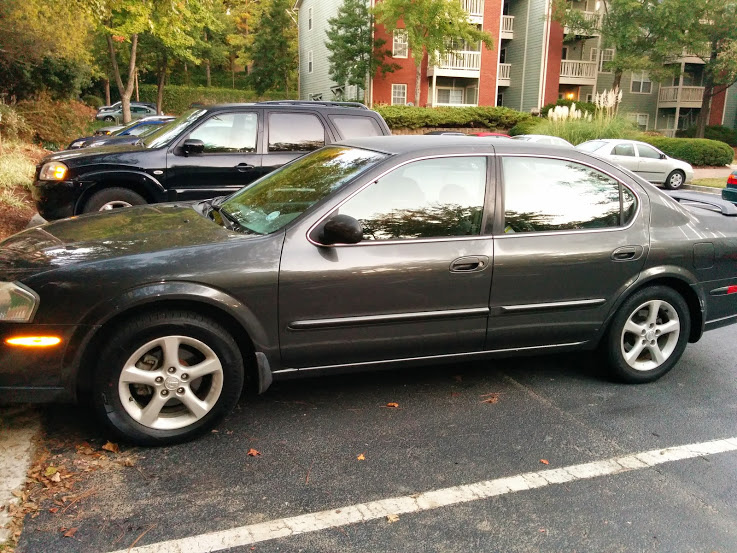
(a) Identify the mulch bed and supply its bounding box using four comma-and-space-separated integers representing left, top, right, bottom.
0, 191, 35, 241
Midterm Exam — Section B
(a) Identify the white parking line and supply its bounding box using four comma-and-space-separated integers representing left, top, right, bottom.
110, 436, 737, 553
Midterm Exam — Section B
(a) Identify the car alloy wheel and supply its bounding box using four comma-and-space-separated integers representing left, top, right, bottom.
620, 299, 680, 372
99, 200, 134, 211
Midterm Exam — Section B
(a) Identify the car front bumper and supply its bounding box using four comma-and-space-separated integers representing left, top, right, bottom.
32, 179, 83, 220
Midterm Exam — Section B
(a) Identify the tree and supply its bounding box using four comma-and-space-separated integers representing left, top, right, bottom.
655, 0, 737, 137
325, 0, 398, 102
247, 0, 297, 95
373, 0, 494, 106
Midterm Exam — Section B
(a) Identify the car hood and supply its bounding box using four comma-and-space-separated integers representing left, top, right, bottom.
39, 143, 148, 168
0, 204, 240, 278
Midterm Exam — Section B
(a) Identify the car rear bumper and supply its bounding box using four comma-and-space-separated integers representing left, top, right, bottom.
32, 180, 81, 220
721, 186, 737, 204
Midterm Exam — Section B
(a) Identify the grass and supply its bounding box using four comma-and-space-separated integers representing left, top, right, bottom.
691, 177, 727, 188
0, 142, 36, 208
531, 115, 639, 145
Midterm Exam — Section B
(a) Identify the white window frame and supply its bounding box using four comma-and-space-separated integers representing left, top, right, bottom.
589, 47, 599, 63
308, 7, 313, 31
561, 46, 569, 60
391, 83, 407, 105
586, 93, 593, 102
308, 50, 313, 74
436, 87, 465, 105
393, 29, 408, 58
599, 48, 614, 73
627, 112, 649, 130
630, 71, 652, 94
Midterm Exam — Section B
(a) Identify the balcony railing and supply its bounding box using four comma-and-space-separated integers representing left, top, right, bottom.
461, 0, 484, 18
559, 60, 597, 81
658, 86, 705, 107
501, 15, 514, 38
437, 50, 482, 71
564, 10, 601, 35
498, 63, 511, 83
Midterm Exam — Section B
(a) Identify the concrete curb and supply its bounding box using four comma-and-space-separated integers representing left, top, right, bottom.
682, 184, 722, 195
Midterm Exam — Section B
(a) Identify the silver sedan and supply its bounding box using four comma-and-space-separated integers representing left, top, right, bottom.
577, 139, 694, 190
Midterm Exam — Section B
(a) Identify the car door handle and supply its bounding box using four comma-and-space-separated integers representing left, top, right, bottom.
235, 163, 254, 172
450, 256, 489, 272
611, 246, 642, 261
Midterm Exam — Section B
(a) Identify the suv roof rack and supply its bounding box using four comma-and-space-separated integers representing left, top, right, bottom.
256, 100, 369, 110
666, 190, 737, 216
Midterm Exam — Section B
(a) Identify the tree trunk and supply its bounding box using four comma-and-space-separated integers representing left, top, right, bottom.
205, 60, 211, 87
106, 33, 139, 124
414, 64, 421, 106
156, 53, 167, 115
231, 55, 235, 89
612, 70, 623, 92
103, 79, 111, 106
184, 62, 189, 85
695, 85, 713, 138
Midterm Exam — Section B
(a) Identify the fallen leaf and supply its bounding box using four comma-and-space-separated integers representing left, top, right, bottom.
101, 441, 120, 454
75, 443, 96, 456
540, 459, 550, 465
44, 466, 58, 477
247, 448, 261, 457
120, 457, 136, 467
50, 472, 61, 483
480, 393, 499, 404
49, 507, 59, 514
386, 514, 400, 523
450, 392, 461, 397
357, 453, 365, 461
63, 527, 78, 538
386, 402, 399, 408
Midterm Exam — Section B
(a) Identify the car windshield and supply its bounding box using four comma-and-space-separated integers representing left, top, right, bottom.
577, 140, 607, 152
142, 109, 208, 149
112, 121, 141, 136
219, 146, 387, 235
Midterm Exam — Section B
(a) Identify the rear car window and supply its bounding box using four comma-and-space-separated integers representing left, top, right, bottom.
268, 112, 326, 152
577, 140, 607, 152
329, 115, 383, 139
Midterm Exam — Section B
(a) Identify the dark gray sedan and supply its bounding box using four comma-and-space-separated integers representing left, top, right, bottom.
1, 137, 736, 445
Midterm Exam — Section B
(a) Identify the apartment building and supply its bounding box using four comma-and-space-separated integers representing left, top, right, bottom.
295, 0, 737, 133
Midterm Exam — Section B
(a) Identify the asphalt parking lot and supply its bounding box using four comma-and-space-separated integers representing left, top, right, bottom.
7, 324, 737, 553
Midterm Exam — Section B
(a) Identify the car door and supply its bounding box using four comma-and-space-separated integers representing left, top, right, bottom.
165, 110, 262, 201
487, 154, 648, 350
278, 154, 495, 369
636, 143, 668, 183
608, 142, 639, 173
261, 110, 329, 179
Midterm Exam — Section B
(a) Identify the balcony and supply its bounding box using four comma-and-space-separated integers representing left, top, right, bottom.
498, 63, 511, 86
501, 15, 514, 39
559, 60, 597, 85
658, 86, 705, 108
461, 0, 484, 23
428, 50, 481, 78
563, 10, 601, 36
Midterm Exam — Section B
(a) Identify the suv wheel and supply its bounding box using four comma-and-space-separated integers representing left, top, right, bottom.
92, 311, 245, 445
83, 188, 147, 213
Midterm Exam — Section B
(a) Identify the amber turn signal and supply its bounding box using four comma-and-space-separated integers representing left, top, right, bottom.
5, 336, 62, 347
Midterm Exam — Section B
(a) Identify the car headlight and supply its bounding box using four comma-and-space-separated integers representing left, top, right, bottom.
39, 161, 68, 181
0, 282, 39, 322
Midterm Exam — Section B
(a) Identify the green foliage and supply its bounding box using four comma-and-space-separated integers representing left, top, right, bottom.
531, 116, 639, 145
137, 84, 296, 114
14, 97, 96, 149
248, 0, 298, 95
0, 104, 33, 142
374, 105, 531, 130
540, 99, 597, 118
508, 119, 542, 136
676, 125, 737, 146
638, 136, 735, 166
82, 95, 105, 109
326, 0, 398, 98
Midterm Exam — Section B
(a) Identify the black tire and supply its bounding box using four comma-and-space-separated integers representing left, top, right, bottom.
83, 187, 147, 213
103, 116, 115, 122
604, 286, 690, 383
92, 311, 245, 446
664, 170, 685, 190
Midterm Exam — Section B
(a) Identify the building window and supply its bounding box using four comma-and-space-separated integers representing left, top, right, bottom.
308, 7, 313, 30
589, 48, 599, 62
393, 30, 408, 58
561, 46, 569, 60
497, 92, 504, 106
630, 71, 652, 94
308, 50, 313, 73
586, 93, 593, 102
391, 84, 407, 105
437, 88, 464, 105
599, 49, 614, 73
627, 113, 649, 130
499, 48, 507, 64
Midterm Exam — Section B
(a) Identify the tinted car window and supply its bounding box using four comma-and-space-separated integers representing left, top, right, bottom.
330, 115, 383, 139
502, 157, 627, 233
144, 109, 208, 149
268, 112, 325, 152
337, 156, 487, 241
637, 144, 661, 159
189, 112, 258, 153
613, 143, 636, 156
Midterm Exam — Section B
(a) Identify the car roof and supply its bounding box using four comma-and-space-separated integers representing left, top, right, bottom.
203, 101, 377, 113
336, 135, 580, 155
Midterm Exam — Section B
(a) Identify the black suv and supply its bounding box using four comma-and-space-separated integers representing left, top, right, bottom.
33, 101, 391, 220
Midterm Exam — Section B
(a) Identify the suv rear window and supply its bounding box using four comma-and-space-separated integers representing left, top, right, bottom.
268, 112, 325, 152
330, 115, 383, 139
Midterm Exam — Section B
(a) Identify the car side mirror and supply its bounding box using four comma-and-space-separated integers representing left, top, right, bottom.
182, 139, 205, 155
316, 214, 363, 245
660, 153, 667, 160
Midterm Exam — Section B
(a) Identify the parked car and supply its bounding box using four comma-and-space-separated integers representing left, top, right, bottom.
93, 125, 124, 136
425, 131, 467, 135
97, 101, 157, 116
7, 136, 737, 445
33, 101, 392, 220
576, 139, 693, 189
721, 170, 737, 204
512, 134, 573, 147
67, 116, 176, 149
95, 104, 158, 123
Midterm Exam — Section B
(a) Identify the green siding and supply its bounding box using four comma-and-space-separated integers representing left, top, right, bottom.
724, 82, 737, 130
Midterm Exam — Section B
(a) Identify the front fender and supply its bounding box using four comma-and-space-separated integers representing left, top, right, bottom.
73, 169, 167, 210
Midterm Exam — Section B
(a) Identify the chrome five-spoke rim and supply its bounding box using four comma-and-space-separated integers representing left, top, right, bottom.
99, 200, 133, 211
118, 335, 224, 430
620, 300, 680, 371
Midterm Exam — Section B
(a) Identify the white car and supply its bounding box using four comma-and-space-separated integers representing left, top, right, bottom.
576, 139, 694, 190
512, 134, 574, 147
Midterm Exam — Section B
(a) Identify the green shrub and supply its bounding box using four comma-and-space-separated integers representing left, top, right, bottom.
82, 95, 104, 109
137, 84, 298, 115
374, 105, 531, 131
508, 118, 541, 136
14, 96, 96, 149
0, 104, 33, 141
637, 136, 734, 166
676, 125, 737, 146
540, 99, 597, 118
530, 115, 639, 145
